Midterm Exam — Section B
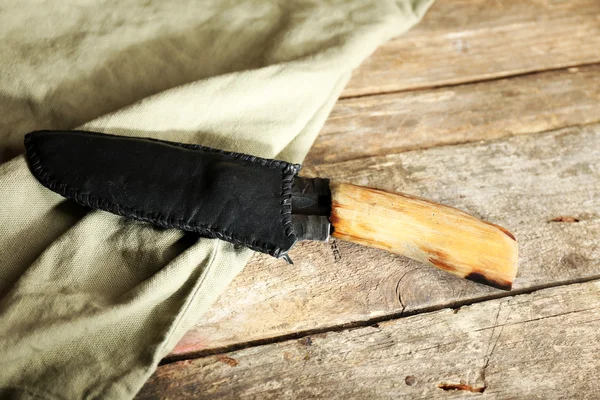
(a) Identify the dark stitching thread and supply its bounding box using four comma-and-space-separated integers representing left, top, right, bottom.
24, 131, 300, 258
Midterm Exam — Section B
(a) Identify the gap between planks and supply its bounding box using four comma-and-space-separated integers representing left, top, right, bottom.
341, 0, 600, 98
161, 271, 600, 365
340, 60, 600, 101
141, 278, 600, 399
306, 63, 600, 164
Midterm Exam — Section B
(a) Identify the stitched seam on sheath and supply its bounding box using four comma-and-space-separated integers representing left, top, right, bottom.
24, 133, 300, 257
279, 167, 296, 258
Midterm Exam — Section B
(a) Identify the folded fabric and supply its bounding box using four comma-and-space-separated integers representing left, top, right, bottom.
0, 0, 433, 398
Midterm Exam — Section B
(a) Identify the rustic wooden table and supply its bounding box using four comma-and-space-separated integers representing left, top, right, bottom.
138, 1, 600, 398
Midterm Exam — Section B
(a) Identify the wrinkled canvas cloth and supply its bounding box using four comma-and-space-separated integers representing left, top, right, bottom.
0, 0, 432, 398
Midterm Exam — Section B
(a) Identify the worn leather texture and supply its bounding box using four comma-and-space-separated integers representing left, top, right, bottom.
24, 130, 301, 258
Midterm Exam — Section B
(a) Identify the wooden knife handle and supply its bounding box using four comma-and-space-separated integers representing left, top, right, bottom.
329, 182, 518, 290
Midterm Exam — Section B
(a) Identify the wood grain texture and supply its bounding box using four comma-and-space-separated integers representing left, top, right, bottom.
145, 1, 600, 394
308, 64, 600, 164
342, 0, 600, 97
170, 123, 600, 358
140, 279, 600, 399
329, 182, 517, 289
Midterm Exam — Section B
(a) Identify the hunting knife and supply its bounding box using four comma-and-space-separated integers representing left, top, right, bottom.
25, 130, 518, 290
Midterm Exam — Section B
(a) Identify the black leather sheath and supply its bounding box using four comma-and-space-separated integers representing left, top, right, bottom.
24, 130, 302, 259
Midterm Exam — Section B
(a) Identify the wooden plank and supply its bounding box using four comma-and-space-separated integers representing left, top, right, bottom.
342, 0, 600, 97
170, 123, 600, 358
140, 279, 600, 399
308, 64, 600, 164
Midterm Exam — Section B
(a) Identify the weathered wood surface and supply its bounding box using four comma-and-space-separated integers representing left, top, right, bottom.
308, 64, 600, 164
342, 0, 600, 97
143, 1, 600, 395
141, 279, 600, 399
170, 123, 600, 358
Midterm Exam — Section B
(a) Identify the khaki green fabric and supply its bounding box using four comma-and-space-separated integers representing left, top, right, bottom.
0, 1, 433, 398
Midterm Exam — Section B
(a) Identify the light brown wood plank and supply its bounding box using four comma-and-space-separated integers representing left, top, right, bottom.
170, 123, 600, 358
308, 64, 600, 164
342, 0, 600, 97
141, 279, 600, 399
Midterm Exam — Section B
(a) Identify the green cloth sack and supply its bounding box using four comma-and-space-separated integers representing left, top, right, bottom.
0, 0, 433, 398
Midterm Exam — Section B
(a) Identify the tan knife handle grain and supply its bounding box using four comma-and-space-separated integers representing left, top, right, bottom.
329, 182, 518, 290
